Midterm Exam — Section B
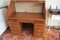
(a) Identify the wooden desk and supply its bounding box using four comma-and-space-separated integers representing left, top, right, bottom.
7, 0, 47, 40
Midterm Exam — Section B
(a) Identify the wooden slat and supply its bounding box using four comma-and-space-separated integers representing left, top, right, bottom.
11, 0, 45, 2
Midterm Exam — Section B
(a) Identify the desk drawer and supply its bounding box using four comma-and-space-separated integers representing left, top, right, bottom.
8, 22, 21, 34
34, 21, 45, 25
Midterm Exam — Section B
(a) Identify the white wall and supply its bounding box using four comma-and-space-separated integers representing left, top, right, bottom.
46, 0, 60, 27
0, 0, 10, 36
0, 8, 7, 36
46, 0, 60, 9
0, 0, 10, 7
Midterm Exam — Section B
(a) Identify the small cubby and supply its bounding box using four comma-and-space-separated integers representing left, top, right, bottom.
21, 23, 34, 35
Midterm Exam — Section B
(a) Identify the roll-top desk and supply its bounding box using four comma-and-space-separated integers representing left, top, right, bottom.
7, 0, 47, 40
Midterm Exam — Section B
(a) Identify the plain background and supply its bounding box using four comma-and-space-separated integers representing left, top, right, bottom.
46, 0, 60, 9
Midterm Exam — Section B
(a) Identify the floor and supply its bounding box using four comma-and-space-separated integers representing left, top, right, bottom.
0, 28, 59, 40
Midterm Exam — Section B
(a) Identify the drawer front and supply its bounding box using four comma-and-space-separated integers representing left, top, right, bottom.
34, 31, 44, 37
34, 25, 45, 30
34, 25, 45, 37
8, 22, 21, 34
34, 21, 45, 25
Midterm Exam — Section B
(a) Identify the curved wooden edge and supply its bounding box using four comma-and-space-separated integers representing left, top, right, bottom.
11, 0, 45, 3
7, 1, 15, 18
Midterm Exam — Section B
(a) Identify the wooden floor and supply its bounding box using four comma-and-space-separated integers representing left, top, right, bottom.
0, 28, 59, 40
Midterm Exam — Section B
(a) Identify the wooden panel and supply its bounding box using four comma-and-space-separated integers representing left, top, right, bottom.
8, 22, 21, 34
34, 31, 44, 37
34, 24, 45, 37
8, 13, 45, 21
34, 21, 45, 25
15, 2, 42, 13
7, 2, 15, 17
11, 0, 45, 2
34, 25, 44, 32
